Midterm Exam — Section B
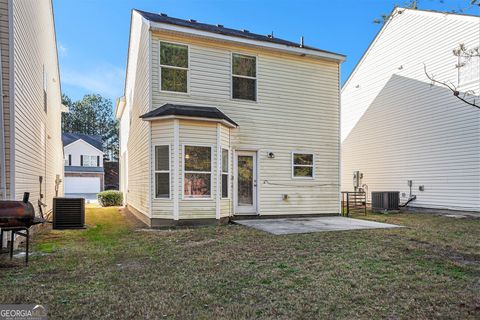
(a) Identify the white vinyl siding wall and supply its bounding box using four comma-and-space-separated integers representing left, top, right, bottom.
11, 0, 64, 212
0, 0, 10, 199
341, 9, 480, 211
125, 13, 152, 217
150, 32, 340, 216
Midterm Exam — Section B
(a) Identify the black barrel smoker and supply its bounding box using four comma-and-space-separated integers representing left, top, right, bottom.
0, 192, 45, 264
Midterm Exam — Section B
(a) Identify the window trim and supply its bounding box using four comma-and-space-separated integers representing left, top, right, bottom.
231, 52, 258, 102
158, 41, 190, 94
182, 144, 214, 200
154, 144, 171, 200
291, 151, 315, 180
221, 148, 230, 199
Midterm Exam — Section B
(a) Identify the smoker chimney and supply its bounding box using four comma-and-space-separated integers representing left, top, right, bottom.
300, 36, 304, 48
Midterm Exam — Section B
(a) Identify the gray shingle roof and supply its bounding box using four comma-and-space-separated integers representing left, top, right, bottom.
135, 9, 345, 58
62, 133, 103, 152
140, 103, 238, 127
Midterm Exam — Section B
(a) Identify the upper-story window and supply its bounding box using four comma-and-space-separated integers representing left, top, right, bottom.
82, 155, 98, 167
160, 42, 189, 93
232, 53, 256, 101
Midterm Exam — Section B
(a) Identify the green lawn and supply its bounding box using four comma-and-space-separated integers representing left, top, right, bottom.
1, 206, 479, 319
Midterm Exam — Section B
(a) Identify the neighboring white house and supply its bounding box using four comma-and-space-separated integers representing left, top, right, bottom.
0, 0, 64, 209
62, 133, 104, 198
116, 10, 345, 226
341, 8, 480, 212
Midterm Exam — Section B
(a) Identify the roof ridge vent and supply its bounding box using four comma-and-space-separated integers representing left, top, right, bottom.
217, 24, 224, 27
189, 19, 197, 23
160, 13, 168, 17
242, 29, 250, 33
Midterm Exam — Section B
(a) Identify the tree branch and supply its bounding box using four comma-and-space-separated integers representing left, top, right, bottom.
423, 64, 480, 110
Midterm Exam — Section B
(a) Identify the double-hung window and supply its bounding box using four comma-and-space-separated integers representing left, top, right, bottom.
232, 53, 256, 101
184, 146, 212, 198
155, 145, 170, 198
292, 153, 314, 178
160, 42, 189, 93
82, 155, 97, 167
221, 149, 229, 198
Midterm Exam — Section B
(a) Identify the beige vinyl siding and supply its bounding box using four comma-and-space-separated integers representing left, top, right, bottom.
11, 0, 63, 213
0, 0, 10, 199
341, 9, 480, 211
150, 119, 173, 218
126, 13, 151, 217
178, 120, 217, 219
151, 32, 340, 216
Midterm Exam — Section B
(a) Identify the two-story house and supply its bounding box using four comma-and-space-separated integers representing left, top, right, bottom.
116, 10, 345, 227
62, 133, 104, 199
341, 8, 479, 212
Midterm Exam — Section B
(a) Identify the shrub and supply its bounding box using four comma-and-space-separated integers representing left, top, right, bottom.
97, 190, 123, 207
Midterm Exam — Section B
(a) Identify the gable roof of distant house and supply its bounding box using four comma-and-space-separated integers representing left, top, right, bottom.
140, 103, 238, 127
62, 133, 103, 152
134, 9, 346, 62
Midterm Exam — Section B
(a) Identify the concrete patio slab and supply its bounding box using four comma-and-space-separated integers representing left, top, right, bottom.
234, 216, 402, 235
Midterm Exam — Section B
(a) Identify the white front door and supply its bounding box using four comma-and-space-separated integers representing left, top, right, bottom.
234, 151, 258, 214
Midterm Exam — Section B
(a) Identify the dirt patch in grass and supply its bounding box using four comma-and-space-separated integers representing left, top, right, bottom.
0, 208, 479, 319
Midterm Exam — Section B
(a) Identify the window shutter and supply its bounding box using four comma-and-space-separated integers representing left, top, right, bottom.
68, 154, 72, 166
97, 156, 100, 167
80, 155, 83, 166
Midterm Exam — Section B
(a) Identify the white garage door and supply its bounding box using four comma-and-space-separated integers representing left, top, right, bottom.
64, 177, 101, 194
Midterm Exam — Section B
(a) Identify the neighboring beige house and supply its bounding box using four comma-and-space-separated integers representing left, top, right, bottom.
342, 8, 480, 212
0, 0, 64, 213
116, 10, 345, 226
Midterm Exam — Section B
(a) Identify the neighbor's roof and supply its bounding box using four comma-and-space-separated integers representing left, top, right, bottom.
64, 166, 104, 173
62, 133, 103, 152
140, 103, 238, 127
134, 9, 346, 61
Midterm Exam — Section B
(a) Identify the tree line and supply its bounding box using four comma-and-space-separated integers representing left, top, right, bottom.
62, 94, 119, 161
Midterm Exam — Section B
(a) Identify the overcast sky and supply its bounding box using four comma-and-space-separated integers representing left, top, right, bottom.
53, 0, 479, 104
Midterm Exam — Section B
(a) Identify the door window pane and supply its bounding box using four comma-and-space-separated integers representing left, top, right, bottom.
238, 155, 253, 205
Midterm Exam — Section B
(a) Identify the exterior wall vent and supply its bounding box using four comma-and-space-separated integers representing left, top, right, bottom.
53, 198, 85, 229
371, 191, 400, 212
